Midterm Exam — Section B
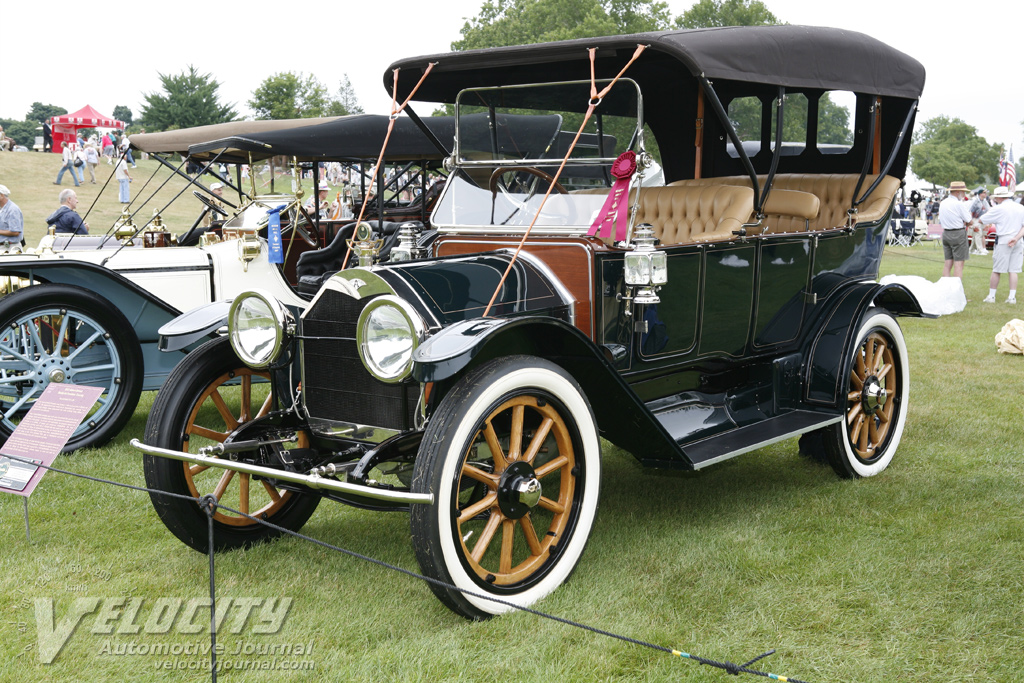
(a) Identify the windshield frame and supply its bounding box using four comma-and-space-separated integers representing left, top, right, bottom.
452, 78, 645, 169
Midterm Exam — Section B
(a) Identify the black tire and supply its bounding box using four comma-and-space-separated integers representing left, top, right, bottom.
823, 309, 909, 478
410, 356, 601, 620
0, 284, 143, 452
143, 337, 319, 553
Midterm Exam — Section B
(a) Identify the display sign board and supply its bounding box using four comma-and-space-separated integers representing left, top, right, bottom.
0, 383, 104, 497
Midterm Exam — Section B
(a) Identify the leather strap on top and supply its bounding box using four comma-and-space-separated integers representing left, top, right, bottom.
482, 44, 648, 318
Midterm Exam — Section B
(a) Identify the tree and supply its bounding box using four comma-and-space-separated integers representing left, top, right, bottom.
910, 116, 999, 188
676, 0, 779, 28
250, 72, 363, 119
445, 0, 672, 149
326, 76, 364, 117
0, 119, 36, 147
249, 72, 329, 120
112, 106, 133, 127
452, 0, 671, 51
25, 102, 67, 124
139, 66, 237, 132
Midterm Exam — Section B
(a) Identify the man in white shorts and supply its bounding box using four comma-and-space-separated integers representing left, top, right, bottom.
979, 186, 1024, 303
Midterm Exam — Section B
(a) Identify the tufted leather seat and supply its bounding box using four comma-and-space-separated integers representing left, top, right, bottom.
632, 185, 754, 244
670, 174, 900, 233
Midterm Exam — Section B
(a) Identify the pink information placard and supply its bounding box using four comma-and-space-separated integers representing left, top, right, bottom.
0, 383, 104, 497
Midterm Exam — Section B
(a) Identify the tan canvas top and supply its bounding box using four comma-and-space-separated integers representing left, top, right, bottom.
129, 118, 341, 154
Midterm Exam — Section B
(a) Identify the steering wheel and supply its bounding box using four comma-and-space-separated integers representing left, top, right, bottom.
488, 166, 574, 227
288, 205, 321, 248
488, 166, 567, 197
193, 190, 228, 217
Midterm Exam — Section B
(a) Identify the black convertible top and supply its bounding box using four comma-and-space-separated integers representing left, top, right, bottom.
188, 113, 565, 164
387, 26, 925, 103
386, 25, 925, 182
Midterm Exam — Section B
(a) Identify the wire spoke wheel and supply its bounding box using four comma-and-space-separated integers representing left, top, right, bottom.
0, 285, 142, 452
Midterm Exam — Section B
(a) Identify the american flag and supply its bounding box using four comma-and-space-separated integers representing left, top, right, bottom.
999, 146, 1016, 191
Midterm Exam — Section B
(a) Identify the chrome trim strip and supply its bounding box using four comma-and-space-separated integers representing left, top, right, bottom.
130, 439, 433, 505
690, 416, 843, 470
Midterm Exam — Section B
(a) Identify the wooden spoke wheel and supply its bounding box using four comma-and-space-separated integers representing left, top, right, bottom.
455, 395, 577, 586
411, 356, 600, 620
824, 310, 909, 479
179, 366, 296, 526
845, 331, 897, 461
143, 338, 319, 553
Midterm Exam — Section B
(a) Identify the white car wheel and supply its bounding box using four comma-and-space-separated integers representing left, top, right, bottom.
411, 355, 600, 619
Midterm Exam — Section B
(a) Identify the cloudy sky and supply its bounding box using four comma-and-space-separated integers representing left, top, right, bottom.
3, 0, 1021, 155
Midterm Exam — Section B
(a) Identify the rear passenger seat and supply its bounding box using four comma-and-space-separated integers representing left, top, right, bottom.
669, 174, 900, 233
573, 173, 897, 245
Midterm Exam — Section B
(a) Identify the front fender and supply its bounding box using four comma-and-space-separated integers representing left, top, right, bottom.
158, 299, 232, 352
413, 316, 692, 469
805, 281, 923, 408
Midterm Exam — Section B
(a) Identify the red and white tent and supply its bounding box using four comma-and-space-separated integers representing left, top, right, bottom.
49, 105, 126, 153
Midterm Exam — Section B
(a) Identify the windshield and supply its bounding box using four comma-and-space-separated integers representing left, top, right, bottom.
433, 79, 651, 234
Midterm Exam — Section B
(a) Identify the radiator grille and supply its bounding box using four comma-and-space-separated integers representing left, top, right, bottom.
301, 290, 415, 431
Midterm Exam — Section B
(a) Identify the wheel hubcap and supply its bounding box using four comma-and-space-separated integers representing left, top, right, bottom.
861, 377, 887, 413
497, 460, 542, 519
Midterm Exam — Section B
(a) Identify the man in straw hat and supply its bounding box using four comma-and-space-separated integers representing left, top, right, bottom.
939, 181, 973, 278
978, 186, 1024, 304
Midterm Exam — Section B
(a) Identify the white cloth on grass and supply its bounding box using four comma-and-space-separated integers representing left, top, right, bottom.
878, 274, 966, 316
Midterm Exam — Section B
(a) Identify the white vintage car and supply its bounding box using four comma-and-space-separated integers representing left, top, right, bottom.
0, 115, 450, 451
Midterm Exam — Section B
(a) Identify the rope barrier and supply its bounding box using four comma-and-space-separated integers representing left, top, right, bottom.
2, 451, 811, 682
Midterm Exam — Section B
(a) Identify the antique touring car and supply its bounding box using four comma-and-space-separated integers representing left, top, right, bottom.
0, 116, 450, 451
134, 26, 927, 619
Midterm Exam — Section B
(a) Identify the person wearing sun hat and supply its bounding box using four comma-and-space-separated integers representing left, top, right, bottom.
939, 181, 973, 278
978, 185, 1024, 303
304, 181, 331, 218
202, 183, 226, 228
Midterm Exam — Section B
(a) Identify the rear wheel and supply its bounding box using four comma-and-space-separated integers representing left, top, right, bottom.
143, 337, 319, 552
824, 310, 909, 478
410, 356, 601, 619
0, 284, 143, 452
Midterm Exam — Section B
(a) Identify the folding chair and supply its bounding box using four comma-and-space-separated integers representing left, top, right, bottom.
894, 219, 916, 247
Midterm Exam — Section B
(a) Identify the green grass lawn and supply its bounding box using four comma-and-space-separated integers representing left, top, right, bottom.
0, 151, 1022, 681
0, 151, 338, 245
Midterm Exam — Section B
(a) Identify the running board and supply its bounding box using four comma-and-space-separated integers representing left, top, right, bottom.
681, 411, 842, 469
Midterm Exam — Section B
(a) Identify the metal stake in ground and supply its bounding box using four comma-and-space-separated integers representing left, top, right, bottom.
199, 494, 219, 683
